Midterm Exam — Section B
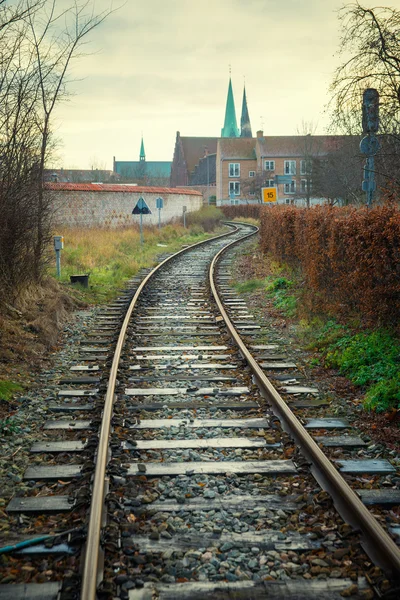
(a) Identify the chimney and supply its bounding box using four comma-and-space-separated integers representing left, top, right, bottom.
256, 130, 264, 138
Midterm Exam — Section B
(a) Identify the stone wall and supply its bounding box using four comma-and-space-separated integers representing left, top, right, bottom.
46, 183, 203, 228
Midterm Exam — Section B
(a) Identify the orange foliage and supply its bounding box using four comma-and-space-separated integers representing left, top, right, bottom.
260, 205, 400, 327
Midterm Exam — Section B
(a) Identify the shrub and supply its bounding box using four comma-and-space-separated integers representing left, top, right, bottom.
221, 205, 261, 221
260, 204, 400, 328
185, 206, 224, 232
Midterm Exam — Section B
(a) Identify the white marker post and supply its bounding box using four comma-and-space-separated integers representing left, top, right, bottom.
53, 235, 64, 278
156, 197, 164, 229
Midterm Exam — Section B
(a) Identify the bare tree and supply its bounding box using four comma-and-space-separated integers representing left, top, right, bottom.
312, 138, 364, 206
24, 0, 118, 279
0, 0, 117, 301
328, 3, 400, 196
295, 121, 320, 208
241, 171, 265, 201
329, 2, 400, 135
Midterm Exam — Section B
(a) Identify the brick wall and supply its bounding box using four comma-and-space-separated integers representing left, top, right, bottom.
217, 158, 258, 201
47, 185, 203, 228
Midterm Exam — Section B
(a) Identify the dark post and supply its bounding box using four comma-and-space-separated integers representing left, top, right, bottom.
360, 89, 380, 209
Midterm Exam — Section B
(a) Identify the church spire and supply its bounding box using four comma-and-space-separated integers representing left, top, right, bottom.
240, 85, 252, 138
139, 136, 146, 161
221, 77, 239, 138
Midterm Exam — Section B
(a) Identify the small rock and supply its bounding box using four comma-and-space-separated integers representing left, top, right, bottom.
340, 585, 359, 597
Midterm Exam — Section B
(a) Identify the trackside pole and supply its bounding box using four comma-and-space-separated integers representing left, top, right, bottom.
53, 235, 64, 278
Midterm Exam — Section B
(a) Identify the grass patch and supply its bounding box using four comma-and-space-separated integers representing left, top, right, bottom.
53, 208, 227, 304
234, 279, 267, 293
307, 322, 400, 412
0, 380, 22, 402
264, 276, 297, 317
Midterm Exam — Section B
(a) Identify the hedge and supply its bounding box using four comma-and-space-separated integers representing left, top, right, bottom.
260, 204, 400, 327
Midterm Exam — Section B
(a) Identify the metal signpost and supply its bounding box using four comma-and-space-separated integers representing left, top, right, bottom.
53, 235, 64, 278
183, 205, 187, 228
132, 197, 152, 245
156, 197, 164, 229
360, 88, 380, 209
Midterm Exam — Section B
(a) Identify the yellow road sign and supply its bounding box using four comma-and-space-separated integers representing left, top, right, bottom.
262, 187, 277, 203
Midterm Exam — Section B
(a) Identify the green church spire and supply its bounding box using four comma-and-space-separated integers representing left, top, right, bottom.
221, 78, 239, 138
240, 85, 252, 138
140, 136, 146, 161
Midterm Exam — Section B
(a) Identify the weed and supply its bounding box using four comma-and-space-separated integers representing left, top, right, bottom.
325, 330, 400, 386
364, 375, 400, 412
309, 357, 320, 366
234, 279, 267, 293
0, 380, 22, 402
273, 291, 297, 316
306, 322, 400, 412
266, 277, 293, 291
306, 320, 348, 351
0, 417, 20, 434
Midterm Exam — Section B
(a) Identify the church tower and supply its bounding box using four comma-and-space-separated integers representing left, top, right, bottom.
221, 78, 239, 138
139, 136, 146, 162
240, 85, 252, 138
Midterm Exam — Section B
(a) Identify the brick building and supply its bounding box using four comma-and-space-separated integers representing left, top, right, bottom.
216, 138, 257, 202
216, 131, 358, 205
171, 77, 360, 206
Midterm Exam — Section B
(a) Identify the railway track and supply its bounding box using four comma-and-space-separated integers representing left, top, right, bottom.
1, 222, 399, 599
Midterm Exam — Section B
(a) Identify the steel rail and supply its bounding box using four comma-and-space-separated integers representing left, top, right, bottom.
209, 226, 400, 578
80, 223, 245, 600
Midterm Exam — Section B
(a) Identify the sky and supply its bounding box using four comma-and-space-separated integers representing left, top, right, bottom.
51, 0, 400, 170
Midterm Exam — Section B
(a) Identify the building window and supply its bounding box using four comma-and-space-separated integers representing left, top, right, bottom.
285, 198, 291, 205
264, 160, 275, 171
265, 179, 275, 187
249, 170, 255, 177
284, 160, 296, 175
229, 163, 240, 177
284, 180, 296, 194
229, 181, 240, 196
249, 191, 255, 196
301, 179, 312, 193
300, 159, 312, 176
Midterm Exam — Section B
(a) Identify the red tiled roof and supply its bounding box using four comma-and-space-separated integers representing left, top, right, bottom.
44, 183, 202, 196
257, 135, 355, 157
180, 137, 218, 173
219, 138, 256, 159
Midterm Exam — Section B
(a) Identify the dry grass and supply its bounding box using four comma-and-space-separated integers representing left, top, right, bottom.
0, 277, 81, 386
56, 217, 226, 303
0, 208, 225, 398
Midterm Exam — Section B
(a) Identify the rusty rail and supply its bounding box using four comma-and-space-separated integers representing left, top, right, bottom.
80, 223, 244, 600
209, 227, 400, 577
